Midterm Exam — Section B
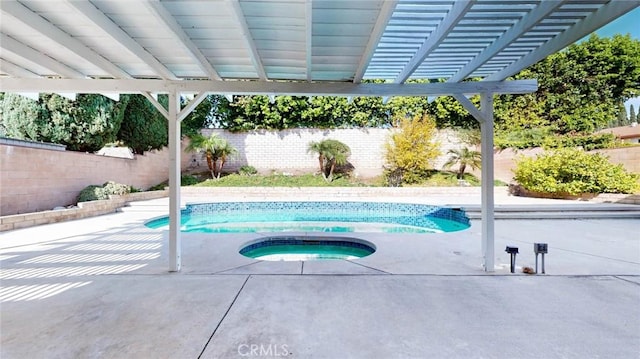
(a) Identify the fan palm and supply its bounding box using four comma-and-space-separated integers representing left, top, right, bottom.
187, 133, 237, 179
307, 139, 351, 182
444, 147, 481, 179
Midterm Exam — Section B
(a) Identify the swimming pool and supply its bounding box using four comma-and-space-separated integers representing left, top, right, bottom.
145, 201, 470, 234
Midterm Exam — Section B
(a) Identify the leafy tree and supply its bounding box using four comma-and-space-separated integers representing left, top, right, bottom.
615, 102, 628, 127
520, 34, 640, 133
429, 95, 478, 129
444, 147, 482, 179
307, 139, 351, 182
117, 94, 167, 154
0, 93, 126, 152
385, 113, 440, 184
630, 104, 637, 124
186, 133, 237, 179
0, 93, 47, 139
182, 95, 231, 135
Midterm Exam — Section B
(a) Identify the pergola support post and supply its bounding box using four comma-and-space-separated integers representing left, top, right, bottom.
453, 92, 495, 272
480, 93, 495, 272
168, 91, 181, 272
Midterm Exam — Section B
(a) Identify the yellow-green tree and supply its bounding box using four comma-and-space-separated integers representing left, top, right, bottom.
385, 113, 440, 184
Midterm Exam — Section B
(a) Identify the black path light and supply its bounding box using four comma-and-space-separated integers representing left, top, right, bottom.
534, 243, 548, 274
505, 246, 519, 273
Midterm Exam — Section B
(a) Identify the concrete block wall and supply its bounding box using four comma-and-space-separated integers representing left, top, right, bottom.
1, 142, 191, 215
198, 128, 462, 178
0, 190, 168, 231
470, 146, 640, 183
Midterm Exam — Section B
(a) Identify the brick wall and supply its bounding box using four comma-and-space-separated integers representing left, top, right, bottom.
1, 142, 192, 215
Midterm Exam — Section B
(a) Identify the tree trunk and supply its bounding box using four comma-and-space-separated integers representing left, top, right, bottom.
217, 157, 226, 179
459, 163, 466, 179
318, 155, 324, 174
326, 159, 336, 182
212, 155, 220, 179
206, 152, 215, 179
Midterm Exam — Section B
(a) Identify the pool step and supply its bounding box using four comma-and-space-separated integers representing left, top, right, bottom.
118, 199, 169, 214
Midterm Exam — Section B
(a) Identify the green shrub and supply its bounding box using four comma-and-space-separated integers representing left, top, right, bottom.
496, 129, 618, 151
385, 113, 440, 184
181, 175, 200, 186
77, 185, 107, 202
543, 133, 616, 151
102, 181, 131, 196
148, 182, 166, 191
77, 181, 135, 203
513, 149, 639, 195
238, 165, 258, 176
495, 127, 551, 150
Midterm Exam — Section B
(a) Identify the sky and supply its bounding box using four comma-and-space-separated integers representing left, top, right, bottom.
593, 7, 640, 114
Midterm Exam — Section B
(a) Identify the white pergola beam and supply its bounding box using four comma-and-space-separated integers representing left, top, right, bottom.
0, 78, 538, 97
394, 0, 475, 83
229, 0, 267, 81
0, 34, 86, 78
142, 91, 169, 119
486, 0, 639, 81
178, 92, 209, 122
0, 58, 40, 78
67, 0, 178, 80
305, 0, 312, 82
144, 0, 222, 81
1, 0, 131, 79
353, 0, 397, 83
452, 94, 483, 122
448, 0, 566, 82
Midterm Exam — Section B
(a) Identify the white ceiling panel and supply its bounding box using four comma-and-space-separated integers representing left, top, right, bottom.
0, 0, 636, 85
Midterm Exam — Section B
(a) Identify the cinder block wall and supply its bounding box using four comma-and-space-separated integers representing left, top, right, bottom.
198, 128, 462, 178
1, 142, 192, 215
469, 147, 640, 183
4, 128, 637, 216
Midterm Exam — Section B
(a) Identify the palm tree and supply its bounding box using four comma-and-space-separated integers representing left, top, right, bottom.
307, 139, 351, 182
186, 133, 237, 179
307, 140, 326, 174
213, 141, 238, 179
444, 147, 481, 179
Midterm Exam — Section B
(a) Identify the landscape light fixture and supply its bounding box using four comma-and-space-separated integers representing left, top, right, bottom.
505, 246, 519, 273
534, 243, 548, 274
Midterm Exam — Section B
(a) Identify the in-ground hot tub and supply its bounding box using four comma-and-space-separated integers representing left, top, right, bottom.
239, 236, 376, 261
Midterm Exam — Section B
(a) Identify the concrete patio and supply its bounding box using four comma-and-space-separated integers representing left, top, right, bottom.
1, 195, 639, 358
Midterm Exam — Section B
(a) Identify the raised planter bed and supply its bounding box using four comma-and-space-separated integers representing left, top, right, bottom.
0, 190, 168, 232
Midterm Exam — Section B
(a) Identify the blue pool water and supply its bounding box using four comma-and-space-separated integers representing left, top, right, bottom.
239, 236, 377, 261
145, 201, 470, 234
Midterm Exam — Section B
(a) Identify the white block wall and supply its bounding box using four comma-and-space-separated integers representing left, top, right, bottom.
197, 128, 462, 178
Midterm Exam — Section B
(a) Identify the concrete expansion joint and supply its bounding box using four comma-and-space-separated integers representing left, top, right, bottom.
198, 275, 251, 358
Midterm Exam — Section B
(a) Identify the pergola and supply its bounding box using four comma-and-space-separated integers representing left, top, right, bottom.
1, 0, 637, 272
